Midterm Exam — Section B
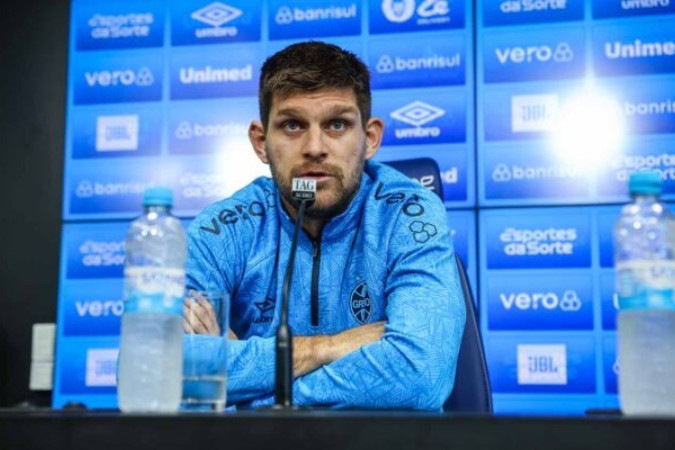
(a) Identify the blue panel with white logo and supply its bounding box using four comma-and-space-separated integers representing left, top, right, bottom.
169, 46, 260, 100
63, 222, 127, 279
592, 0, 675, 19
487, 335, 596, 393
74, 1, 165, 51
611, 78, 675, 136
168, 100, 255, 155
70, 106, 162, 159
369, 34, 465, 90
483, 85, 578, 141
72, 52, 163, 105
170, 0, 261, 46
482, 208, 592, 269
487, 274, 594, 330
602, 335, 618, 394
54, 339, 118, 396
597, 142, 675, 200
65, 161, 158, 219
369, 0, 465, 34
375, 89, 466, 146
61, 281, 123, 336
483, 145, 592, 201
593, 20, 675, 77
601, 273, 618, 330
483, 26, 585, 83
598, 209, 618, 268
268, 0, 361, 40
482, 0, 584, 27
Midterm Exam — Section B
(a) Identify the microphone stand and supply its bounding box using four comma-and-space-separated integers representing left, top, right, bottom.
274, 199, 310, 409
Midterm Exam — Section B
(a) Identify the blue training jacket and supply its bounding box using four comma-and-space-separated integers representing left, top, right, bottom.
185, 160, 465, 410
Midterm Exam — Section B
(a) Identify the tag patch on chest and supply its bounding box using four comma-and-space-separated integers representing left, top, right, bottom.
350, 282, 372, 324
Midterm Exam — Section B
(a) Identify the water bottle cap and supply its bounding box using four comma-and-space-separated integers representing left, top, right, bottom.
143, 186, 173, 207
629, 170, 662, 195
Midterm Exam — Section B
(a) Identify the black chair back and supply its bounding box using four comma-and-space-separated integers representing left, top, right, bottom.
381, 158, 444, 200
384, 158, 492, 413
443, 254, 493, 413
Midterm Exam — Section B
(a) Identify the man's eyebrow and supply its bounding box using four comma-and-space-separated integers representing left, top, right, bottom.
274, 105, 359, 118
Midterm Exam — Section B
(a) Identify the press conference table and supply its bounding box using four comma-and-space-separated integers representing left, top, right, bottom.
1, 408, 674, 450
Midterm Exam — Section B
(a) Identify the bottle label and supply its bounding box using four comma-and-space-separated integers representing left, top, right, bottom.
616, 260, 675, 310
124, 266, 185, 316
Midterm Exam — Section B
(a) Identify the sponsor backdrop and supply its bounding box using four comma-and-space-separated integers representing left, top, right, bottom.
53, 0, 675, 413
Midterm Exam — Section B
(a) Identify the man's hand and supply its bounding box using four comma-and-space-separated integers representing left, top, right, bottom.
293, 321, 385, 377
183, 292, 238, 339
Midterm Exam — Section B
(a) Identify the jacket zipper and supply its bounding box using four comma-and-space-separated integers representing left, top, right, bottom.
311, 239, 321, 326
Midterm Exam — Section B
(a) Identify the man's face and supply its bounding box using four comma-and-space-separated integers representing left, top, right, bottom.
249, 88, 383, 220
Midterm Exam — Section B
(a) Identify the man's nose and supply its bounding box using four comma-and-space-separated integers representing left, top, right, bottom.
303, 125, 327, 158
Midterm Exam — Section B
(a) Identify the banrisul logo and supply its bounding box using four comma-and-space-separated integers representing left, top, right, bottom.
269, 1, 360, 39
274, 4, 357, 25
484, 28, 584, 82
369, 34, 465, 89
391, 101, 445, 138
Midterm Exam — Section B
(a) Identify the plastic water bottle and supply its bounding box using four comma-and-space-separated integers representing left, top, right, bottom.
614, 171, 675, 416
117, 187, 186, 413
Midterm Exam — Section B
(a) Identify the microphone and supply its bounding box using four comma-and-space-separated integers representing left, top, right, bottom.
275, 178, 316, 408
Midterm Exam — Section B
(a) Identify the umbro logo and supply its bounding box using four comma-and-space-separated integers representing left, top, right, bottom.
253, 297, 275, 324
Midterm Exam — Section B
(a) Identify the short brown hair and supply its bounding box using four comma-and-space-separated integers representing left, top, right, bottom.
258, 41, 372, 130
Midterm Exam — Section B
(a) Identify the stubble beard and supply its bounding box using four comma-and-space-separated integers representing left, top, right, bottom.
266, 145, 367, 221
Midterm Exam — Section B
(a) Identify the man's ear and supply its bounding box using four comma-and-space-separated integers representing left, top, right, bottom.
364, 117, 384, 160
249, 120, 268, 164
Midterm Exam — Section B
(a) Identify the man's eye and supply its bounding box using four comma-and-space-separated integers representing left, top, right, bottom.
328, 120, 346, 131
283, 120, 301, 131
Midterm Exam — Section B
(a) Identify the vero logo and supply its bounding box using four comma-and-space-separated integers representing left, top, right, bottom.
495, 42, 574, 64
500, 290, 583, 312
84, 67, 154, 87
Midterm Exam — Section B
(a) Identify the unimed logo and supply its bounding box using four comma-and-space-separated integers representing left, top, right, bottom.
605, 39, 675, 60
495, 42, 574, 64
84, 67, 154, 87
179, 65, 252, 85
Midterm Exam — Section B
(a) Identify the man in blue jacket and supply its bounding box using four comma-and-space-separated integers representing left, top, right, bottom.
185, 41, 465, 410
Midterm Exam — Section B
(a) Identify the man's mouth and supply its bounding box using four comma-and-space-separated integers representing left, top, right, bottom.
297, 170, 334, 183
